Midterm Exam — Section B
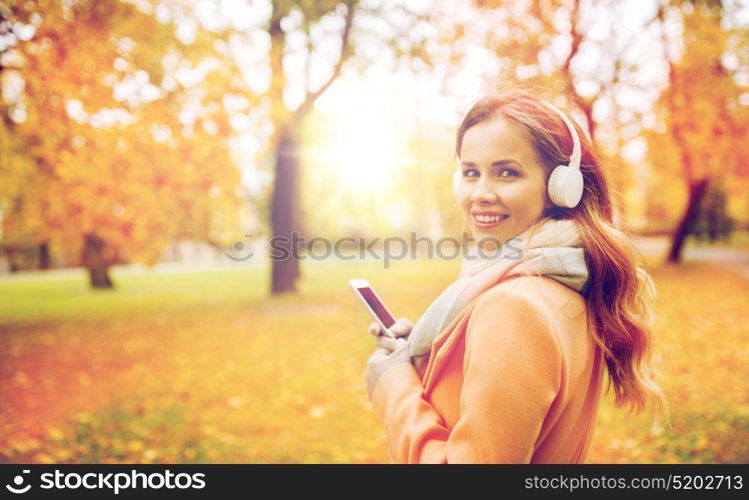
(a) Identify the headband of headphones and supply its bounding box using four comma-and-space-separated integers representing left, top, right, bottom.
540, 101, 582, 170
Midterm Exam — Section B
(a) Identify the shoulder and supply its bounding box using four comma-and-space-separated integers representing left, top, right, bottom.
467, 276, 591, 363
479, 275, 587, 321
466, 277, 562, 352
471, 277, 549, 318
463, 279, 563, 376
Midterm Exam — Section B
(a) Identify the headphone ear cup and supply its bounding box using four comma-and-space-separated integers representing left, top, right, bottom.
548, 165, 584, 208
547, 165, 562, 207
452, 169, 462, 204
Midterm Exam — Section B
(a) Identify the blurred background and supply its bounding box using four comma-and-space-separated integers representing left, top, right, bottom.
1, 0, 747, 463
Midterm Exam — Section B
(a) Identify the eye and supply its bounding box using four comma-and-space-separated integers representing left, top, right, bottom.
498, 168, 519, 178
462, 168, 479, 178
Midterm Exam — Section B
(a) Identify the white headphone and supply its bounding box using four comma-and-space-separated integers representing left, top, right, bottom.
453, 101, 584, 209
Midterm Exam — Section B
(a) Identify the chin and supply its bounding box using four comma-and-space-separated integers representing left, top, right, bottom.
471, 229, 505, 248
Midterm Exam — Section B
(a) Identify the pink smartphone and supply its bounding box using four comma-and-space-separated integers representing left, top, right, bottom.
348, 279, 396, 338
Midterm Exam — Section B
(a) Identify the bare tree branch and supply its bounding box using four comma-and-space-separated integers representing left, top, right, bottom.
292, 0, 357, 123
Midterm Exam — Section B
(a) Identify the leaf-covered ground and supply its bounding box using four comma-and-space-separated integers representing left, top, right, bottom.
0, 258, 747, 463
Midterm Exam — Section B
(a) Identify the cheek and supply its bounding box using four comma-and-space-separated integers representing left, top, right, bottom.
459, 188, 472, 209
509, 183, 548, 213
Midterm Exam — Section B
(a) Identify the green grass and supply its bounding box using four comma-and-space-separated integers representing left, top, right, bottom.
0, 258, 459, 463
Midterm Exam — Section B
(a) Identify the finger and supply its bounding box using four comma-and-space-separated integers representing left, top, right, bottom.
393, 338, 411, 359
389, 325, 408, 338
376, 335, 398, 352
368, 322, 382, 337
390, 318, 413, 338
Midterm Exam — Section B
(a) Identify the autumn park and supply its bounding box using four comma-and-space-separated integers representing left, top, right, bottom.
1, 0, 748, 464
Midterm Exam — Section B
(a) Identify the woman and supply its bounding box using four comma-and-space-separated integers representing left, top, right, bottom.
364, 88, 668, 464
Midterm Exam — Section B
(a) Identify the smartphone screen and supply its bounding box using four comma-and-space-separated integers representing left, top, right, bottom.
358, 287, 396, 328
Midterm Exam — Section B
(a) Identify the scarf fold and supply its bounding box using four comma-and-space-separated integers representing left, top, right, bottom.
408, 217, 590, 358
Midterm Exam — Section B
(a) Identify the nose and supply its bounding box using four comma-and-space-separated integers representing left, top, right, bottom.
469, 177, 498, 205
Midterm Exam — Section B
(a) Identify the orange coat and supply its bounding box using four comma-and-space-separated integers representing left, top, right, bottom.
371, 275, 605, 463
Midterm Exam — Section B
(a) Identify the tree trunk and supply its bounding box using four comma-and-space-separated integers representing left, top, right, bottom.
667, 178, 710, 263
270, 125, 302, 294
38, 242, 50, 270
82, 234, 114, 289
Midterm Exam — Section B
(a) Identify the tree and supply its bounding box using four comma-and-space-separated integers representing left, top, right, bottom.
228, 0, 432, 294
646, 0, 749, 262
0, 0, 242, 287
2, 0, 435, 293
268, 1, 377, 293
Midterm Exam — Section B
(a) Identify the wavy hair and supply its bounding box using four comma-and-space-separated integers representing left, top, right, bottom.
455, 87, 669, 431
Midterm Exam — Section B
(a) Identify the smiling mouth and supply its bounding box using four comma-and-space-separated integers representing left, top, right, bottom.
472, 214, 509, 228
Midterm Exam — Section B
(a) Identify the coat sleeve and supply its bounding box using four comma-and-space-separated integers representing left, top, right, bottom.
370, 287, 562, 463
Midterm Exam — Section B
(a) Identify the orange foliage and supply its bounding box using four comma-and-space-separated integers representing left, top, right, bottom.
1, 0, 242, 267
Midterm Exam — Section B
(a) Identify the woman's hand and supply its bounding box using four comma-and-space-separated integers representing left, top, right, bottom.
365, 337, 412, 401
368, 317, 413, 353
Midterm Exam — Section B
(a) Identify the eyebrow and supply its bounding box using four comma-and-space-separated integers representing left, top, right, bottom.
460, 159, 524, 170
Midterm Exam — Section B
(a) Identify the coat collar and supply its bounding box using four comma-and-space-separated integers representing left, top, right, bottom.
420, 293, 485, 397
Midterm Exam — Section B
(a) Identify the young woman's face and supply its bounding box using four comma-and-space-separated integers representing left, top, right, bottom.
458, 115, 550, 248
